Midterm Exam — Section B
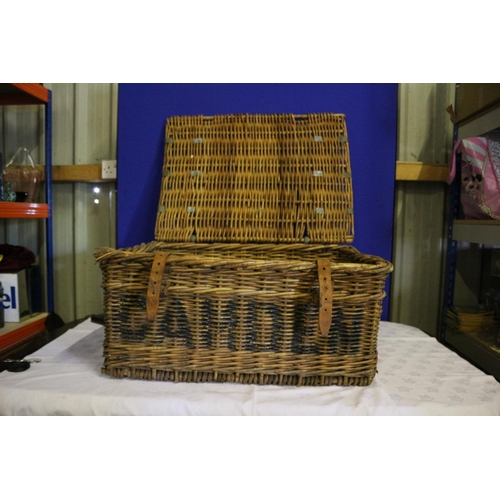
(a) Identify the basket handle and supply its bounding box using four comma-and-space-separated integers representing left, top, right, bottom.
146, 252, 169, 320
317, 258, 333, 335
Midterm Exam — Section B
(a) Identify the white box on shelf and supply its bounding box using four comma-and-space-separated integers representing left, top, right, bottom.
0, 269, 32, 322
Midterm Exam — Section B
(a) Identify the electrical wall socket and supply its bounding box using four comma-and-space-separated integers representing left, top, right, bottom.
102, 160, 117, 179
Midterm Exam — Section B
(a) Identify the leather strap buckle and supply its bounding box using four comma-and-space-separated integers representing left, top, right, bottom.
317, 258, 333, 336
146, 252, 169, 320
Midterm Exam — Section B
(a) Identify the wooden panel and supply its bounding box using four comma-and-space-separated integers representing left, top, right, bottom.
455, 83, 500, 125
396, 161, 449, 182
75, 84, 117, 164
398, 83, 455, 164
52, 164, 103, 182
44, 83, 75, 165
74, 183, 116, 319
34, 164, 114, 182
391, 83, 455, 335
390, 181, 448, 336
457, 105, 500, 140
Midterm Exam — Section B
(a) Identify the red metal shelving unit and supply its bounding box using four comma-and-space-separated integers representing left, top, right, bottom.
0, 84, 53, 355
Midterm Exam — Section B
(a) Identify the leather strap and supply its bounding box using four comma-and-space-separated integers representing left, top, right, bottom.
146, 252, 169, 320
317, 258, 333, 336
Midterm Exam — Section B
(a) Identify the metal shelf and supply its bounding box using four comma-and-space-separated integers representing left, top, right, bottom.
453, 220, 500, 246
0, 84, 54, 316
0, 202, 49, 219
0, 84, 49, 105
440, 84, 500, 381
457, 104, 500, 140
445, 327, 500, 382
0, 313, 49, 356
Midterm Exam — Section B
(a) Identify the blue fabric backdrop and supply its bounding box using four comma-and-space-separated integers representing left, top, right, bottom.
116, 84, 397, 318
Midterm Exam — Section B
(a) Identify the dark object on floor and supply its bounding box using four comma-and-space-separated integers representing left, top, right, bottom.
0, 359, 30, 372
45, 311, 65, 331
91, 314, 104, 325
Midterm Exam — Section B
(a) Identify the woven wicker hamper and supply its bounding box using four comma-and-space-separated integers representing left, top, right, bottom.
95, 113, 393, 386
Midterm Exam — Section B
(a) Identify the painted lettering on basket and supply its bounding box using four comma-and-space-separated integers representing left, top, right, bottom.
266, 303, 283, 352
292, 303, 318, 354
118, 294, 149, 341
244, 300, 258, 349
246, 302, 283, 352
226, 300, 283, 352
200, 299, 213, 348
291, 306, 359, 354
339, 310, 363, 354
161, 297, 193, 348
116, 295, 361, 355
226, 300, 238, 351
327, 309, 344, 354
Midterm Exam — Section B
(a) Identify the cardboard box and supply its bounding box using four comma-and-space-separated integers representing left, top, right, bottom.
0, 267, 41, 322
456, 84, 500, 124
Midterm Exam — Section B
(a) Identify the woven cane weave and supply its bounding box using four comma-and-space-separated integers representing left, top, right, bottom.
155, 113, 354, 243
96, 241, 392, 386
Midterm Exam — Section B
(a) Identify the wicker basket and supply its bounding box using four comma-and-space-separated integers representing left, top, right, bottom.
95, 113, 393, 386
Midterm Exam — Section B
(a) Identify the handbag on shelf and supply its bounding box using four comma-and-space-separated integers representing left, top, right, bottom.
447, 134, 500, 220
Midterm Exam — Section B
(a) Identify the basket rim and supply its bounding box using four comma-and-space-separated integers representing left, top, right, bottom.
95, 243, 393, 274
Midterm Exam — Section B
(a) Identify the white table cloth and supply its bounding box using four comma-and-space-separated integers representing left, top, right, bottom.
1, 319, 499, 415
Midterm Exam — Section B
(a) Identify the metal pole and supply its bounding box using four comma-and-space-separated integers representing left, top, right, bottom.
438, 84, 460, 342
45, 90, 54, 312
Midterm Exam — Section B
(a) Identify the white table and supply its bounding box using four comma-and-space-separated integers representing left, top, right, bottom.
1, 319, 499, 415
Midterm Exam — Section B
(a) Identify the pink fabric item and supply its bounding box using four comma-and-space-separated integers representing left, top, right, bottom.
447, 136, 500, 220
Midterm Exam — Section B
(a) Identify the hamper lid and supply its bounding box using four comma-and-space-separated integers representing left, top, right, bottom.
155, 113, 354, 244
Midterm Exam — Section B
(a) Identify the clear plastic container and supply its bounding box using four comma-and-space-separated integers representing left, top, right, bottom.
3, 148, 42, 203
